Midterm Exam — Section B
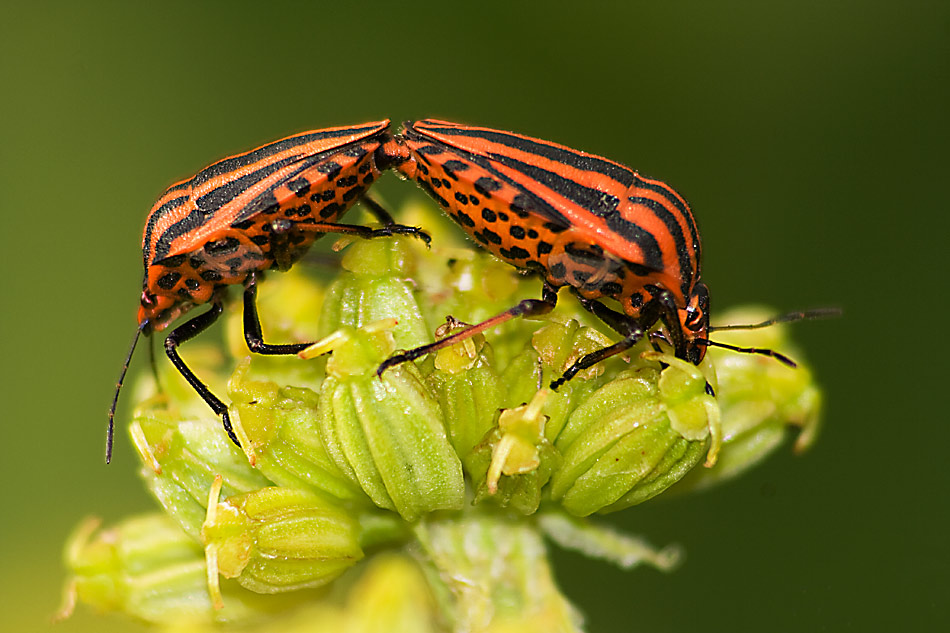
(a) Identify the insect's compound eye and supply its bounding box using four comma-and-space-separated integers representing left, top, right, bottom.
140, 292, 157, 308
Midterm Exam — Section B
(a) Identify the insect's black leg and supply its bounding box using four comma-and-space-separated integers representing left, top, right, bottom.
359, 195, 397, 226
377, 283, 560, 376
573, 294, 638, 336
295, 220, 432, 247
164, 302, 240, 447
639, 290, 719, 395
639, 289, 686, 359
550, 297, 646, 390
242, 273, 311, 355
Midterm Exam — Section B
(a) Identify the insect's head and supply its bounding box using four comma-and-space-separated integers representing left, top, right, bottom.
680, 280, 710, 364
137, 286, 182, 335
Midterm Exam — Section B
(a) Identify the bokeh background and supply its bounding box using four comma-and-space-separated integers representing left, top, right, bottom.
2, 2, 947, 631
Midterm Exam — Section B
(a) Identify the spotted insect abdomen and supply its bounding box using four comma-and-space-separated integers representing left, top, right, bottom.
394, 138, 559, 277
395, 120, 702, 314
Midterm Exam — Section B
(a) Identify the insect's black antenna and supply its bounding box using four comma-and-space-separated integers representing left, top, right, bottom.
695, 337, 797, 368
107, 323, 146, 464
709, 308, 841, 332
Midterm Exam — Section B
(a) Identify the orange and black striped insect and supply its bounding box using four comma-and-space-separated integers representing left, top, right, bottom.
378, 119, 814, 385
108, 120, 426, 462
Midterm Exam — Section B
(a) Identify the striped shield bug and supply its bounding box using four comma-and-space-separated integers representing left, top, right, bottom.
108, 120, 428, 462
377, 119, 827, 386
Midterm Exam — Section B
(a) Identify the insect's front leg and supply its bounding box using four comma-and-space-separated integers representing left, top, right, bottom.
163, 301, 240, 447
241, 272, 312, 355
550, 296, 646, 390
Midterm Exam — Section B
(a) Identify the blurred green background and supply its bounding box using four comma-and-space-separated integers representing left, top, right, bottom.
1, 1, 946, 631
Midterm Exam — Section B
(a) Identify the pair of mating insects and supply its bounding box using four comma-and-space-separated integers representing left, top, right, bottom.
108, 118, 830, 462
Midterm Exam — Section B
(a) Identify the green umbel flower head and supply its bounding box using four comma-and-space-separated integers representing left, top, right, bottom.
63, 204, 827, 631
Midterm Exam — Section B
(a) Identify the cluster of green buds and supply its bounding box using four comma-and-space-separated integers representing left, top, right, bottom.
62, 205, 827, 631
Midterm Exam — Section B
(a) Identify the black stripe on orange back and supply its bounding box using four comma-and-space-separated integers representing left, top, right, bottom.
191, 124, 386, 188
634, 177, 701, 263
154, 159, 303, 262
232, 153, 347, 223
164, 180, 192, 195
195, 154, 308, 214
487, 151, 620, 217
417, 123, 636, 187
484, 152, 665, 272
153, 206, 206, 263
404, 128, 569, 227
144, 194, 189, 266
406, 129, 664, 272
627, 196, 693, 297
152, 155, 310, 264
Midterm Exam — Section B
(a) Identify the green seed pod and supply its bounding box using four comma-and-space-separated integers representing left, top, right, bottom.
202, 477, 363, 600
226, 358, 369, 506
466, 390, 562, 514
511, 319, 619, 443
425, 322, 506, 463
549, 353, 720, 516
130, 403, 270, 540
59, 514, 307, 626
305, 321, 464, 521
418, 250, 535, 367
318, 236, 431, 350
672, 307, 824, 493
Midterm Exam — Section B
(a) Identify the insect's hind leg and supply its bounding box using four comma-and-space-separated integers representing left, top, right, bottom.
377, 283, 560, 377
163, 301, 240, 447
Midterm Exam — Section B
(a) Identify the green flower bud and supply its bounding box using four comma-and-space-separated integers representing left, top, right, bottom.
510, 319, 619, 442
130, 403, 270, 539
59, 514, 306, 626
304, 321, 464, 520
466, 390, 562, 514
418, 251, 534, 367
672, 306, 824, 493
202, 477, 363, 602
226, 358, 369, 506
550, 353, 720, 516
425, 321, 506, 463
318, 236, 431, 350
